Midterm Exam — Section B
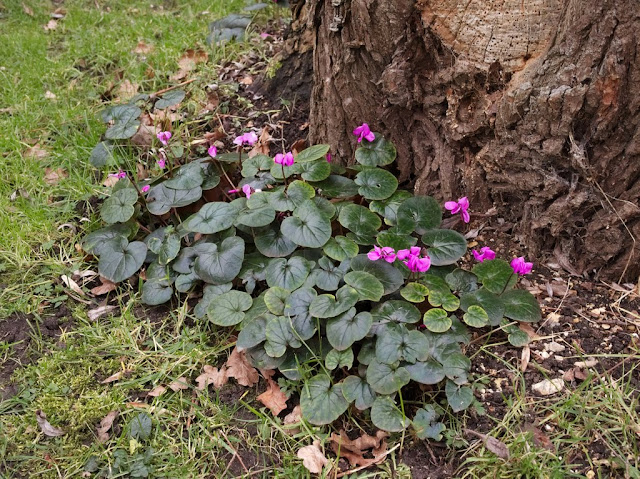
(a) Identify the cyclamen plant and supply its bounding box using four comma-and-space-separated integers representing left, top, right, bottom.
84, 107, 542, 436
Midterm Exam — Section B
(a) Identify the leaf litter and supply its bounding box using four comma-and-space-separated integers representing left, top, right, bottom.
297, 440, 329, 474
96, 410, 118, 443
329, 429, 389, 468
36, 410, 65, 437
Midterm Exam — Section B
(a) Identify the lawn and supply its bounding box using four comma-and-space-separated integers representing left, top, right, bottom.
1, 1, 638, 478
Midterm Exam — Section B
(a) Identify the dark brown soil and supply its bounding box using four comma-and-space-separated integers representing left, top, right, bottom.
0, 306, 74, 400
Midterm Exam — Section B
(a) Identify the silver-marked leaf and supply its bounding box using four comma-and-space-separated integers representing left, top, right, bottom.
405, 360, 445, 385
372, 300, 421, 324
265, 315, 302, 358
172, 246, 197, 274
241, 154, 272, 177
184, 202, 240, 234
236, 204, 276, 228
101, 187, 137, 224
245, 343, 285, 370
309, 256, 349, 291
376, 229, 417, 250
83, 223, 135, 256
207, 290, 253, 326
501, 289, 541, 323
141, 262, 173, 305
193, 237, 245, 284
472, 259, 517, 294
284, 287, 317, 340
194, 283, 233, 319
89, 141, 114, 167
344, 271, 384, 301
174, 271, 200, 292
349, 255, 404, 295
421, 229, 467, 266
323, 236, 359, 262
98, 238, 147, 283
396, 196, 442, 235
460, 288, 504, 326
309, 285, 359, 319
445, 269, 478, 293
310, 175, 359, 198
300, 374, 348, 425
442, 352, 471, 385
147, 183, 201, 215
338, 204, 381, 236
375, 323, 429, 364
369, 190, 412, 225
281, 200, 332, 248
104, 105, 141, 139
164, 162, 204, 190
325, 348, 354, 370
445, 380, 474, 412
265, 257, 312, 290
254, 224, 298, 257
155, 89, 185, 109
423, 308, 452, 333
237, 314, 270, 350
366, 359, 410, 394
354, 168, 398, 200
286, 181, 316, 207
341, 375, 376, 410
413, 406, 445, 440
355, 135, 396, 167
370, 396, 409, 432
326, 308, 373, 351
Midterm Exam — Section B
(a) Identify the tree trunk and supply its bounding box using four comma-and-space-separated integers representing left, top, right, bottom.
285, 0, 640, 281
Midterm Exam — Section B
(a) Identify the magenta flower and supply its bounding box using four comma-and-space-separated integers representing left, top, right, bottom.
326, 153, 332, 163
274, 151, 294, 167
108, 170, 126, 179
444, 196, 470, 223
141, 185, 150, 193
367, 246, 396, 263
228, 188, 239, 194
157, 158, 166, 169
157, 131, 171, 146
406, 255, 431, 273
233, 131, 259, 147
511, 257, 533, 275
352, 123, 375, 143
473, 247, 496, 263
208, 145, 217, 157
396, 246, 421, 260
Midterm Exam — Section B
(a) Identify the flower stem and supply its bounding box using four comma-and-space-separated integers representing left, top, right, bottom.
500, 272, 515, 295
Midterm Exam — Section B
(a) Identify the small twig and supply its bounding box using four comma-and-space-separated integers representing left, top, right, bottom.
219, 429, 250, 477
150, 79, 196, 99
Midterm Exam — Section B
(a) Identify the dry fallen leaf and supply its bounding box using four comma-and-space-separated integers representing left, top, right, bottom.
520, 345, 530, 372
87, 305, 117, 321
90, 277, 117, 296
466, 429, 510, 459
101, 370, 131, 384
518, 322, 541, 340
43, 19, 58, 31
132, 41, 154, 54
36, 410, 65, 437
283, 405, 303, 434
563, 367, 588, 382
61, 274, 85, 296
291, 139, 308, 156
168, 377, 189, 391
117, 80, 139, 101
195, 365, 228, 390
171, 49, 208, 81
329, 430, 388, 467
297, 440, 328, 474
96, 410, 118, 443
257, 378, 288, 416
44, 167, 68, 185
225, 347, 259, 387
102, 175, 120, 187
25, 144, 48, 160
45, 90, 57, 100
523, 424, 554, 451
131, 123, 159, 147
248, 127, 271, 158
23, 3, 34, 16
147, 385, 167, 397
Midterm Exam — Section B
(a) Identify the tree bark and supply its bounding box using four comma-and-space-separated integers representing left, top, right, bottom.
289, 0, 640, 281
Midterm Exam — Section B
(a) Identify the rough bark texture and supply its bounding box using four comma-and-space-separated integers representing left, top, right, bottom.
297, 0, 640, 280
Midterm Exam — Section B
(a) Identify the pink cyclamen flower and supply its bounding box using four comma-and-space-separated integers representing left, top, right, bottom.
157, 131, 171, 146
157, 158, 166, 169
233, 131, 259, 147
274, 152, 294, 167
109, 170, 126, 179
473, 247, 496, 263
444, 196, 470, 223
208, 145, 217, 157
396, 246, 421, 260
242, 184, 253, 199
141, 185, 150, 193
326, 153, 332, 163
367, 246, 396, 263
406, 255, 431, 273
352, 123, 375, 143
511, 257, 533, 275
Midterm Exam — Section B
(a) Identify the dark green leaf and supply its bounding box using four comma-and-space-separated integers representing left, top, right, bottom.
241, 154, 272, 177
89, 141, 113, 167
281, 200, 332, 248
341, 375, 376, 410
338, 204, 382, 236
207, 290, 253, 326
101, 187, 137, 224
265, 257, 312, 290
184, 201, 240, 234
284, 287, 317, 340
372, 300, 421, 324
354, 168, 398, 200
344, 271, 384, 301
311, 175, 359, 198
105, 105, 141, 139
445, 269, 478, 293
445, 380, 474, 412
366, 359, 410, 394
194, 283, 233, 319
376, 229, 417, 250
501, 289, 541, 322
442, 352, 471, 384
405, 360, 445, 385
326, 308, 373, 351
147, 183, 201, 215
508, 329, 531, 347
325, 348, 354, 370
155, 89, 185, 109
164, 162, 204, 190
375, 323, 429, 364
82, 224, 134, 256
295, 144, 330, 163
422, 229, 467, 266
245, 343, 285, 370
300, 374, 348, 425
254, 224, 298, 257
412, 406, 445, 440
323, 236, 359, 262
309, 256, 348, 291
298, 158, 331, 181
265, 315, 301, 357
355, 135, 397, 167
472, 259, 517, 294
396, 196, 442, 234
174, 271, 200, 293
309, 285, 359, 319
128, 412, 152, 440
236, 204, 276, 228
349, 254, 404, 295
98, 238, 147, 283
193, 237, 245, 284
370, 396, 409, 432
369, 190, 412, 225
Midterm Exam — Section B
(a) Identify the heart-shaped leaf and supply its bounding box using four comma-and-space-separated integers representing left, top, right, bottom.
442, 352, 471, 385
300, 374, 348, 425
147, 183, 202, 215
423, 308, 452, 333
344, 271, 384, 301
323, 236, 359, 262
193, 237, 245, 284
376, 229, 417, 250
338, 204, 382, 236
83, 223, 135, 256
501, 289, 541, 322
508, 329, 531, 347
366, 359, 410, 394
396, 196, 442, 234
460, 288, 504, 326
164, 162, 205, 190
149, 229, 181, 265
369, 190, 412, 225
265, 257, 312, 290
265, 315, 302, 357
370, 396, 409, 432
472, 259, 517, 294
412, 406, 445, 440
309, 256, 349, 291
445, 269, 478, 293
104, 105, 141, 139
341, 375, 376, 410
371, 300, 421, 324
463, 305, 489, 328
264, 287, 290, 315
155, 89, 185, 109
325, 348, 354, 370
207, 290, 253, 326
355, 135, 396, 166
241, 154, 272, 177
349, 255, 404, 295
445, 380, 474, 412
311, 175, 359, 198
184, 201, 240, 234
421, 275, 460, 311
236, 203, 276, 228
141, 262, 173, 305
101, 187, 138, 224
89, 141, 114, 167
98, 238, 147, 283
354, 168, 398, 200
194, 283, 233, 319
310, 285, 359, 319
297, 158, 331, 182
295, 144, 330, 163
253, 224, 298, 258
400, 282, 430, 303
405, 359, 445, 385
375, 323, 430, 364
237, 314, 270, 350
421, 229, 467, 266
326, 308, 373, 351
245, 344, 285, 370
284, 287, 317, 340
281, 200, 332, 248
174, 272, 200, 292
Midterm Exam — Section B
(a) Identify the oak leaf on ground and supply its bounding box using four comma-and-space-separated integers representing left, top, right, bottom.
225, 347, 259, 386
257, 378, 287, 416
297, 440, 328, 474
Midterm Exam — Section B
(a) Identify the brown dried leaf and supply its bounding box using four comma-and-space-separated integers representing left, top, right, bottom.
226, 347, 259, 387
283, 405, 302, 434
171, 49, 208, 80
520, 345, 530, 372
133, 41, 154, 54
87, 305, 117, 321
297, 440, 328, 474
44, 167, 68, 185
239, 75, 253, 85
524, 424, 554, 451
518, 322, 541, 340
43, 19, 58, 31
61, 274, 85, 296
23, 3, 34, 16
101, 370, 131, 384
168, 377, 189, 391
291, 139, 308, 156
466, 429, 510, 459
90, 277, 117, 296
131, 123, 158, 147
329, 430, 389, 467
25, 144, 48, 160
257, 378, 288, 416
96, 411, 118, 443
195, 365, 228, 390
147, 385, 167, 397
102, 175, 120, 187
117, 80, 139, 101
248, 127, 271, 158
36, 410, 65, 437
563, 367, 588, 381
